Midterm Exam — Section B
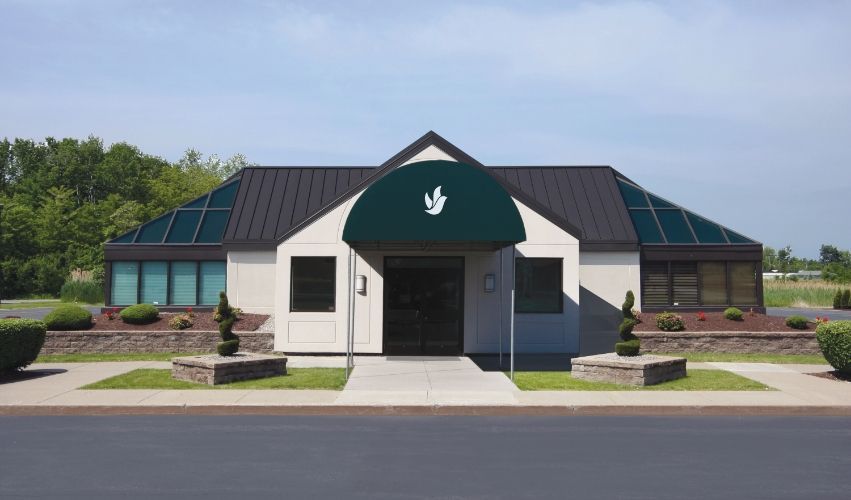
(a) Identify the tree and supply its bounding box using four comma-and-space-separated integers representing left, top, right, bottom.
215, 292, 240, 356
763, 246, 778, 271
615, 291, 640, 356
776, 246, 793, 273
820, 245, 844, 265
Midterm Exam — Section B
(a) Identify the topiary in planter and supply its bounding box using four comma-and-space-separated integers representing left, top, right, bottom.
0, 319, 47, 372
834, 290, 843, 310
785, 315, 809, 330
120, 304, 160, 325
724, 307, 744, 321
614, 290, 640, 356
815, 320, 851, 374
215, 292, 240, 356
43, 304, 93, 330
655, 311, 685, 332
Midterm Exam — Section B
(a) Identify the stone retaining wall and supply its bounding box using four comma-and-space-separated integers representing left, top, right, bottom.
42, 330, 274, 355
636, 331, 820, 354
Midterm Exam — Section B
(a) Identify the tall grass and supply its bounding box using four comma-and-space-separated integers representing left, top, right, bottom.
59, 280, 104, 304
763, 280, 841, 308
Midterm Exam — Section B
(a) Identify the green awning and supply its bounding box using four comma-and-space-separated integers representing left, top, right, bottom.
343, 160, 525, 249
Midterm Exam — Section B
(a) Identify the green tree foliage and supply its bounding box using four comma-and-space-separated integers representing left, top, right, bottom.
0, 136, 251, 298
615, 290, 640, 356
215, 292, 240, 356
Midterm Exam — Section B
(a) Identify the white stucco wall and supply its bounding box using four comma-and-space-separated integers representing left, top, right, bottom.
226, 251, 277, 314
270, 166, 581, 354
577, 251, 641, 355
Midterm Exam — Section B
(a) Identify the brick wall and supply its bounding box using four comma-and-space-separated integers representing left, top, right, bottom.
42, 330, 274, 355
636, 331, 820, 354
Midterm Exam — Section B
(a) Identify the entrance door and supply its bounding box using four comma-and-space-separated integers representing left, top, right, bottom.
384, 257, 464, 356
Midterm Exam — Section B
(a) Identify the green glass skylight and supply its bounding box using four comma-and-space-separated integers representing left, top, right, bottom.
107, 179, 240, 245
628, 209, 664, 243
616, 176, 756, 245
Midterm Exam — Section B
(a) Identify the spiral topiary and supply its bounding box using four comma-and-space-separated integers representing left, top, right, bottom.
615, 290, 640, 356
215, 292, 240, 356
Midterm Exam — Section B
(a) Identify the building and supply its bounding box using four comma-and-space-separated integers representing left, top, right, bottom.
104, 132, 763, 356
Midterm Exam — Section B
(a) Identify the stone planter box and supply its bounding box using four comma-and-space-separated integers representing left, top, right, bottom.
635, 331, 819, 355
42, 330, 274, 355
172, 353, 287, 385
571, 353, 687, 386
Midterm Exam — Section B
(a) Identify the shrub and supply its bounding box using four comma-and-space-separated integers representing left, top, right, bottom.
785, 315, 809, 330
215, 292, 240, 356
615, 290, 641, 356
43, 304, 93, 331
120, 304, 160, 325
59, 280, 104, 304
655, 312, 685, 332
697, 311, 707, 321
834, 290, 843, 310
0, 319, 47, 372
815, 320, 851, 374
168, 314, 193, 330
724, 307, 744, 321
843, 289, 851, 309
615, 339, 641, 356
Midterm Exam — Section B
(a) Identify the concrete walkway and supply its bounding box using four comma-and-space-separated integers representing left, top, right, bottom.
2, 357, 851, 414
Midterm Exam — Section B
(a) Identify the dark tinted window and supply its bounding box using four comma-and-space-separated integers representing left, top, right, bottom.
195, 211, 229, 243
291, 257, 336, 312
515, 258, 562, 313
628, 210, 664, 243
617, 180, 649, 208
686, 212, 727, 243
135, 213, 173, 243
656, 210, 696, 244
166, 210, 202, 243
208, 181, 239, 208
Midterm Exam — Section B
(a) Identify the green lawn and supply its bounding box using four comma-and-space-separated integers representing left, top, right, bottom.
36, 352, 211, 363
0, 300, 102, 310
82, 368, 346, 390
510, 369, 771, 391
658, 352, 828, 364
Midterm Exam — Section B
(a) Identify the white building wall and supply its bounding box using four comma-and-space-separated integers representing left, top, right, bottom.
578, 251, 641, 355
271, 174, 581, 354
226, 251, 276, 314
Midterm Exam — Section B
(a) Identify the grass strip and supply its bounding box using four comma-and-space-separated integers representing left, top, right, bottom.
510, 369, 771, 391
658, 352, 828, 364
36, 352, 210, 363
82, 368, 346, 390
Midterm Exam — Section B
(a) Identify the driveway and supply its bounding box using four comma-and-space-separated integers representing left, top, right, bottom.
767, 307, 851, 321
0, 305, 101, 320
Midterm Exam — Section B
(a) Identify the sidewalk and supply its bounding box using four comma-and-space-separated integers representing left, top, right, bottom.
2, 357, 850, 415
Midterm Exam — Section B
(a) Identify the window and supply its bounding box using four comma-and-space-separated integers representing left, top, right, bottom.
140, 261, 168, 305
671, 262, 698, 306
291, 257, 336, 312
730, 261, 758, 305
515, 258, 562, 313
641, 262, 669, 306
169, 262, 197, 305
111, 261, 139, 305
199, 261, 227, 305
699, 262, 727, 305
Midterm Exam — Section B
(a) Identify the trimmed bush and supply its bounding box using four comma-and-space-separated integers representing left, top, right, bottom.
215, 292, 240, 356
614, 290, 641, 356
615, 339, 641, 356
785, 315, 809, 330
0, 319, 47, 372
168, 314, 193, 330
724, 307, 744, 321
655, 311, 685, 332
834, 290, 843, 310
842, 289, 851, 309
59, 280, 104, 304
120, 304, 160, 325
815, 320, 851, 374
43, 304, 93, 331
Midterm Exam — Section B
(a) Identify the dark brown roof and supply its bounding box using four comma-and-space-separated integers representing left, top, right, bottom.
221, 131, 640, 250
490, 167, 639, 249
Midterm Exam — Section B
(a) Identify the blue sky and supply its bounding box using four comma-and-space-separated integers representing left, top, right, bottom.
2, 1, 850, 258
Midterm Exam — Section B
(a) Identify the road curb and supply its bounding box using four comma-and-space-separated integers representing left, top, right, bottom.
2, 405, 851, 416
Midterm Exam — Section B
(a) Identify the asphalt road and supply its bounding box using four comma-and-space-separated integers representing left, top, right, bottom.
0, 416, 848, 499
767, 307, 851, 321
0, 305, 100, 320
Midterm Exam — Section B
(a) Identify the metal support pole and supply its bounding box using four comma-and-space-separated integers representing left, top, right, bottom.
345, 247, 353, 380
0, 204, 3, 306
498, 247, 503, 368
510, 245, 516, 381
350, 250, 356, 370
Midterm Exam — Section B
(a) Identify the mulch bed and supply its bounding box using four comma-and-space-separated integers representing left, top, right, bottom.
86, 312, 269, 332
633, 311, 813, 333
808, 371, 851, 383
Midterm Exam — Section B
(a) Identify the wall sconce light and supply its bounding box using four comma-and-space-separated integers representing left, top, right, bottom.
483, 273, 496, 293
355, 275, 367, 294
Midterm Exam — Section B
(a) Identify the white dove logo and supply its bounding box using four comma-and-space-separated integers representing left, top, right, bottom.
424, 186, 447, 215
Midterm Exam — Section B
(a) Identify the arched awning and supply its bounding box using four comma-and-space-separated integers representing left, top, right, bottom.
342, 160, 525, 250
